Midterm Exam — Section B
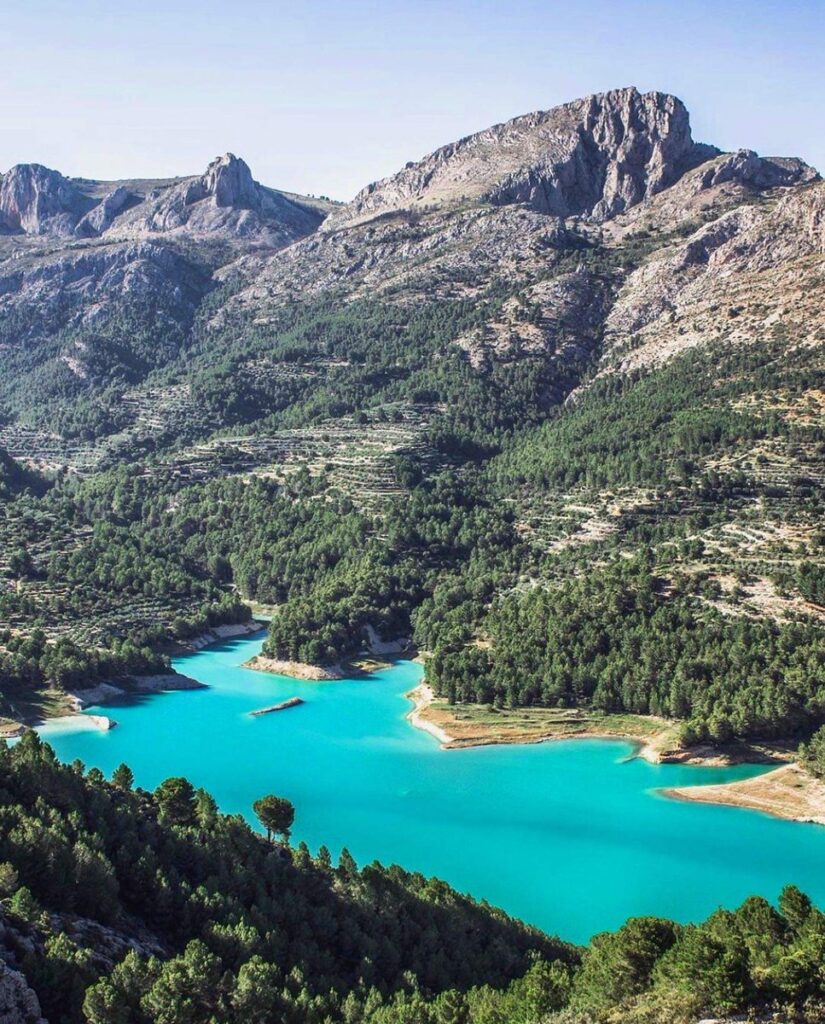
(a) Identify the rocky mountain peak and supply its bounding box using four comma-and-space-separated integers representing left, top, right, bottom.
115, 153, 325, 242
0, 163, 91, 236
0, 152, 328, 247
201, 153, 259, 208
327, 87, 718, 230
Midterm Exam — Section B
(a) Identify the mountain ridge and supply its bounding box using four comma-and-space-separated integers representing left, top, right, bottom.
325, 86, 816, 231
0, 153, 333, 243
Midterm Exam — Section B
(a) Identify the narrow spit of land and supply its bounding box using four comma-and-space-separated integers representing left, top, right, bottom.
249, 697, 305, 716
405, 684, 825, 825
663, 766, 825, 826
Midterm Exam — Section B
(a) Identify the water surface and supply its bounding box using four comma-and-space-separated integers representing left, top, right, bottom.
39, 632, 825, 942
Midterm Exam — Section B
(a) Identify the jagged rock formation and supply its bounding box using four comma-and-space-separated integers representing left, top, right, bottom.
601, 147, 817, 244
0, 163, 92, 236
219, 87, 817, 393
0, 85, 820, 441
697, 148, 815, 191
113, 153, 327, 243
0, 154, 334, 395
599, 179, 825, 376
0, 153, 330, 243
327, 87, 720, 229
74, 185, 130, 237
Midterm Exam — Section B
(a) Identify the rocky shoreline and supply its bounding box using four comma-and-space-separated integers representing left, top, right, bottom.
172, 619, 263, 652
2, 621, 266, 738
244, 629, 413, 682
67, 672, 206, 712
32, 671, 208, 732
244, 656, 346, 681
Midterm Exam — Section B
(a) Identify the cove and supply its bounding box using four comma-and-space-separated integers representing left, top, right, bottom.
38, 631, 825, 944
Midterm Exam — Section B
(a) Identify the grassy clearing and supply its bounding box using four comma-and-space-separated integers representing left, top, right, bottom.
421, 699, 670, 748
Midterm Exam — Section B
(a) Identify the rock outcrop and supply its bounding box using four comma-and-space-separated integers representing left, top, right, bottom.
203, 152, 260, 207
327, 87, 718, 229
0, 163, 92, 236
697, 148, 815, 191
1, 155, 329, 244
0, 86, 820, 460
74, 184, 131, 237
112, 153, 328, 244
0, 961, 46, 1024
597, 179, 825, 376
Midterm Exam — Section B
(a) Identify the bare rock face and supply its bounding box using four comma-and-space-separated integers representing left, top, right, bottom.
0, 163, 91, 236
0, 155, 329, 245
113, 153, 325, 243
202, 152, 259, 208
0, 960, 46, 1024
698, 148, 816, 191
328, 87, 717, 230
74, 185, 131, 237
597, 179, 825, 376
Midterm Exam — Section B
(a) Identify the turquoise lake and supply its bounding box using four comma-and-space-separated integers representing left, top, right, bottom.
38, 631, 825, 943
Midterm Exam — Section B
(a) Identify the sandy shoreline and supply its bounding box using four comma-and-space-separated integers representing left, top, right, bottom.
404, 683, 678, 763
404, 684, 669, 760
404, 682, 820, 825
406, 684, 454, 745
662, 764, 825, 826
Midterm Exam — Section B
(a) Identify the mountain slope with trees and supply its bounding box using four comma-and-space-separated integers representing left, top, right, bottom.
0, 86, 822, 752
3, 736, 825, 1024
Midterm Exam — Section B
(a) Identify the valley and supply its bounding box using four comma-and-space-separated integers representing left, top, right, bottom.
37, 632, 825, 943
0, 84, 823, 1023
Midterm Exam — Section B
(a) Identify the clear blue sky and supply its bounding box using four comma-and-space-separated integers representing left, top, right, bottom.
1, 0, 822, 200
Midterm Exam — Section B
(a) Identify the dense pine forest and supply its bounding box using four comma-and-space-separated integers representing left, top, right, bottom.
2, 737, 825, 1024
2, 327, 821, 744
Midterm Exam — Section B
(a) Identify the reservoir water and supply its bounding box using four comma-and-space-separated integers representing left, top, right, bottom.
38, 631, 825, 943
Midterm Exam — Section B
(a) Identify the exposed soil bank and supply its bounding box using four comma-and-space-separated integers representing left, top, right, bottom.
404, 684, 822, 824
244, 656, 346, 681
663, 764, 825, 825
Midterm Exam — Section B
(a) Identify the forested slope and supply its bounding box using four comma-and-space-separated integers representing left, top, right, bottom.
0, 86, 823, 752
3, 736, 825, 1024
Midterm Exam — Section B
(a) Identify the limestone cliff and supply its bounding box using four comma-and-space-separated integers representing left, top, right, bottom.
327, 87, 719, 229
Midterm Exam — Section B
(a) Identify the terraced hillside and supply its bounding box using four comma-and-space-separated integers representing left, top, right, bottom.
0, 87, 822, 754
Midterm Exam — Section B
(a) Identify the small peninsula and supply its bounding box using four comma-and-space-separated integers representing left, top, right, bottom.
405, 682, 825, 825
663, 764, 825, 826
